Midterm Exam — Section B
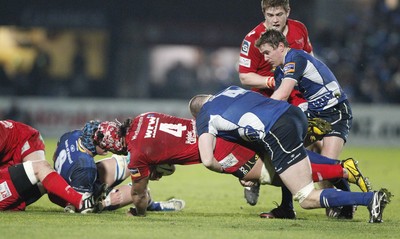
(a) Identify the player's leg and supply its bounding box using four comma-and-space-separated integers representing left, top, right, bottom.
259, 186, 296, 219
306, 150, 356, 196
28, 159, 95, 212
319, 135, 355, 218
260, 105, 311, 218
266, 106, 389, 222
247, 116, 331, 208
321, 136, 345, 160
279, 156, 391, 223
252, 159, 366, 217
98, 183, 185, 212
310, 100, 353, 216
96, 154, 130, 188
243, 158, 264, 206
0, 164, 36, 211
62, 156, 100, 213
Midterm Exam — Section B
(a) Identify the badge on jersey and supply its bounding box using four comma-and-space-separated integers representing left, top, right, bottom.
219, 153, 239, 169
240, 40, 251, 56
21, 141, 31, 155
0, 181, 12, 201
129, 168, 141, 178
239, 56, 251, 68
283, 62, 296, 75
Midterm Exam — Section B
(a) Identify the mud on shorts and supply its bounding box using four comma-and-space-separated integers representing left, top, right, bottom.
263, 105, 308, 174
305, 99, 352, 142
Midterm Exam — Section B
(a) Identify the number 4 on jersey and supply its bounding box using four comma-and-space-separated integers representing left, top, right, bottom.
159, 123, 187, 137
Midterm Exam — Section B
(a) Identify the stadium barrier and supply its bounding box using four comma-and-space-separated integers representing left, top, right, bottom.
0, 97, 399, 146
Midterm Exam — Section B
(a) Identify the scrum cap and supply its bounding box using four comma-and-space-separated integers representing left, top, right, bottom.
80, 120, 101, 155
93, 121, 124, 153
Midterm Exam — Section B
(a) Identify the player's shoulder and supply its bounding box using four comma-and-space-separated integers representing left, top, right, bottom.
59, 129, 81, 143
0, 120, 17, 131
64, 129, 82, 137
134, 112, 165, 124
287, 19, 308, 31
2, 120, 37, 132
287, 48, 309, 59
138, 112, 176, 120
144, 112, 192, 124
243, 22, 265, 41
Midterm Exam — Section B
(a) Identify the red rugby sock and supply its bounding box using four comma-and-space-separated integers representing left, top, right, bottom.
311, 163, 343, 182
41, 172, 82, 209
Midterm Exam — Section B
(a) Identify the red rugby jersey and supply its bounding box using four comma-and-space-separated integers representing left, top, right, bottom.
126, 112, 255, 180
0, 120, 45, 168
239, 19, 312, 105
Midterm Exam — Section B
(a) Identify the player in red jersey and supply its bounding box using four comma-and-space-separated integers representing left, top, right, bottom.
239, 0, 312, 108
0, 120, 95, 212
89, 112, 369, 217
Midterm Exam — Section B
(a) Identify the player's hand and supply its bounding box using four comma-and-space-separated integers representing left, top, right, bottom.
239, 179, 257, 187
265, 76, 275, 89
149, 168, 163, 181
126, 207, 145, 217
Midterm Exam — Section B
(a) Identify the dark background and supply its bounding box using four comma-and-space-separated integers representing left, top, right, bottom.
1, 0, 399, 103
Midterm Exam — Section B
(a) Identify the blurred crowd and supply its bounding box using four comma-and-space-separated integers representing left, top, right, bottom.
312, 0, 400, 103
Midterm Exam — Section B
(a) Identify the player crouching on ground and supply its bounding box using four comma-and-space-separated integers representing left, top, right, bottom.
53, 120, 184, 213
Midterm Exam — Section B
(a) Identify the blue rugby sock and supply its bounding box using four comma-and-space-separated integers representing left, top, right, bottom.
307, 151, 350, 191
319, 188, 374, 207
332, 178, 351, 191
307, 150, 340, 165
147, 201, 162, 211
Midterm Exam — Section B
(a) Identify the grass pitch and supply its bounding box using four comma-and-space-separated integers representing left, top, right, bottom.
1, 140, 399, 239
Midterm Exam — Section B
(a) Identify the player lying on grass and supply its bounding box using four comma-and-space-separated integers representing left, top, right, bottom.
0, 120, 94, 212
52, 120, 185, 213
88, 112, 370, 217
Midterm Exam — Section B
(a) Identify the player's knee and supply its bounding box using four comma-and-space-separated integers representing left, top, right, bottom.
293, 182, 315, 209
31, 160, 52, 172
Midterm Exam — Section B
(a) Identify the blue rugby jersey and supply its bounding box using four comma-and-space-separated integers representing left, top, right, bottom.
274, 49, 347, 112
53, 130, 97, 193
196, 86, 290, 148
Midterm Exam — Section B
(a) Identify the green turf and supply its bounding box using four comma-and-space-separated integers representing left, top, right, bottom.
1, 139, 399, 239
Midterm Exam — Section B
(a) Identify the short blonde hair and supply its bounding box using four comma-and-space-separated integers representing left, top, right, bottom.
261, 0, 290, 13
188, 94, 212, 118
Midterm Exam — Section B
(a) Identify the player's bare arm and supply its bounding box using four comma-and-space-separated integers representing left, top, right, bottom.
130, 177, 150, 216
198, 133, 224, 173
239, 72, 275, 89
271, 77, 296, 101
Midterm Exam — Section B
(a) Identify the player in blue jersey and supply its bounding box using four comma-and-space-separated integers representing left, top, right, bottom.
189, 86, 391, 223
255, 29, 351, 163
255, 29, 358, 218
52, 120, 185, 213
